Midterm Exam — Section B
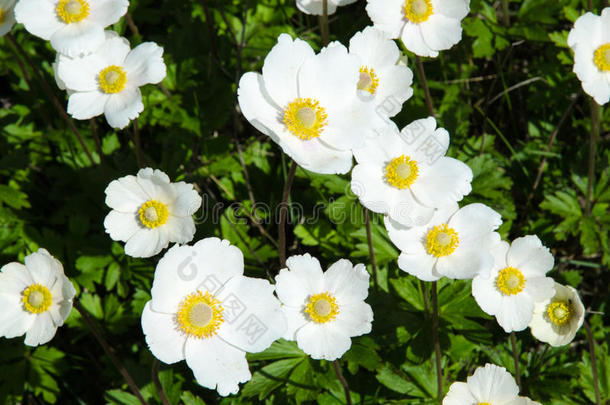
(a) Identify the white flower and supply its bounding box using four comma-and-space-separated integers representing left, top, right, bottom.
0, 249, 76, 347
352, 118, 472, 227
141, 238, 286, 396
103, 168, 202, 258
238, 33, 382, 175
0, 0, 16, 37
56, 31, 166, 129
274, 254, 373, 360
529, 282, 585, 347
443, 363, 529, 405
15, 0, 128, 57
385, 202, 501, 281
567, 8, 610, 105
366, 0, 469, 57
472, 235, 556, 333
297, 0, 357, 15
349, 26, 414, 119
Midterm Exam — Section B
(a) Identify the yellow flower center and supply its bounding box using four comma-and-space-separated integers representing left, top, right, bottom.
283, 98, 328, 140
385, 155, 419, 189
98, 65, 127, 94
0, 8, 5, 24
547, 301, 571, 326
478, 403, 491, 405
305, 292, 339, 324
496, 267, 526, 296
425, 224, 459, 257
56, 0, 90, 24
594, 43, 610, 72
138, 200, 169, 229
357, 66, 380, 94
22, 284, 53, 314
176, 291, 224, 339
403, 0, 433, 24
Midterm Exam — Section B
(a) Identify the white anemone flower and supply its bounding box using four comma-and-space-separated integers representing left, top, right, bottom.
0, 0, 16, 37
238, 33, 382, 175
14, 0, 128, 57
366, 0, 469, 57
349, 26, 414, 119
296, 0, 357, 15
141, 238, 287, 396
567, 8, 610, 105
274, 254, 373, 360
529, 282, 585, 347
472, 235, 556, 333
103, 168, 202, 258
385, 202, 501, 281
56, 31, 166, 129
443, 363, 529, 405
352, 118, 472, 227
0, 249, 76, 347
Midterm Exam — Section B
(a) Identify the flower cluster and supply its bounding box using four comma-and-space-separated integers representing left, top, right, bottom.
7, 0, 166, 128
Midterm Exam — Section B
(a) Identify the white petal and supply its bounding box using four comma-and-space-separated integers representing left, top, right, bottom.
0, 293, 34, 338
104, 87, 144, 129
237, 72, 284, 140
296, 322, 352, 360
104, 210, 141, 242
104, 174, 148, 212
401, 23, 438, 57
24, 312, 57, 346
124, 228, 168, 258
50, 20, 105, 57
58, 53, 106, 91
366, 0, 406, 39
419, 14, 462, 52
217, 276, 286, 353
262, 34, 315, 107
352, 121, 402, 165
374, 65, 414, 117
0, 262, 33, 293
88, 0, 128, 27
334, 301, 373, 337
278, 135, 354, 175
282, 306, 309, 340
48, 300, 73, 328
467, 363, 519, 403
398, 252, 441, 281
275, 254, 324, 307
323, 261, 370, 304
164, 216, 196, 244
524, 276, 555, 304
95, 32, 131, 65
141, 302, 187, 364
434, 0, 469, 20
496, 294, 535, 332
25, 250, 60, 286
349, 26, 400, 67
436, 249, 493, 279
185, 337, 251, 396
410, 157, 473, 207
384, 216, 428, 255
67, 91, 108, 120
124, 42, 167, 87
471, 273, 503, 316
167, 182, 202, 216
442, 382, 477, 405
150, 239, 244, 314
567, 12, 600, 48
351, 163, 400, 216
14, 0, 63, 40
448, 203, 502, 249
506, 235, 554, 277
296, 0, 338, 15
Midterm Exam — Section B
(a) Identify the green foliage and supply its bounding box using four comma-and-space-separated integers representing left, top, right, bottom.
0, 0, 608, 404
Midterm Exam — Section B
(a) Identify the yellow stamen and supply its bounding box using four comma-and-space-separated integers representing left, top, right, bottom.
496, 267, 526, 296
98, 65, 127, 94
425, 224, 459, 257
283, 98, 328, 140
477, 403, 491, 405
594, 43, 610, 72
138, 200, 169, 229
176, 291, 224, 339
0, 8, 5, 24
305, 292, 339, 324
385, 155, 419, 189
56, 0, 90, 24
547, 301, 571, 326
358, 66, 380, 95
22, 284, 53, 314
403, 0, 433, 24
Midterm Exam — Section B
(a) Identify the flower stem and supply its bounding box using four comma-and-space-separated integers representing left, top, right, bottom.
6, 33, 95, 167
501, 0, 510, 26
332, 359, 352, 405
586, 100, 600, 216
152, 359, 171, 405
278, 160, 297, 268
363, 207, 379, 290
510, 332, 521, 391
430, 281, 443, 399
415, 56, 435, 117
133, 118, 144, 168
320, 0, 330, 46
584, 321, 602, 405
74, 301, 149, 405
